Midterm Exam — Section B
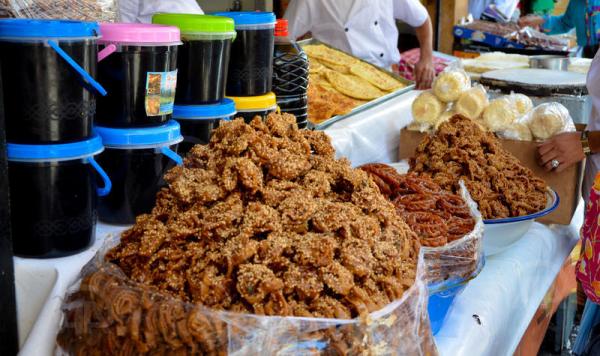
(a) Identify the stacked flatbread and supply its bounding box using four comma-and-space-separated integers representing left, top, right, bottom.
305, 44, 406, 123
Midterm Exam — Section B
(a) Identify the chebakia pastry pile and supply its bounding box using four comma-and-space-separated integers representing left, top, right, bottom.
409, 115, 549, 220
410, 68, 575, 141
57, 113, 429, 355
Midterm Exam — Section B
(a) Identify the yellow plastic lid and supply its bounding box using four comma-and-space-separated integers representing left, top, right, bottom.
227, 92, 277, 111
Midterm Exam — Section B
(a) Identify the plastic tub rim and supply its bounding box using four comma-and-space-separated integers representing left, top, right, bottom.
101, 136, 184, 150
235, 105, 278, 113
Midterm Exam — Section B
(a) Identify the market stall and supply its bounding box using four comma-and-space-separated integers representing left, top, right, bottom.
0, 2, 596, 355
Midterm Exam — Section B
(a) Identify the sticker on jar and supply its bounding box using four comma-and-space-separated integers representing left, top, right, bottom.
145, 70, 177, 116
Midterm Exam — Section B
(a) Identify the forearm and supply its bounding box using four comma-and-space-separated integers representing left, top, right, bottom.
588, 131, 600, 154
415, 17, 433, 61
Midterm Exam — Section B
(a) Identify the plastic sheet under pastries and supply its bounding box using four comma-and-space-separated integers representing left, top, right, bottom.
55, 238, 439, 356
421, 182, 484, 290
1, 0, 118, 22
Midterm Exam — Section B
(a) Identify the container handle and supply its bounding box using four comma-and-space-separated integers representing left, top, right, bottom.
160, 146, 183, 166
97, 44, 117, 62
47, 40, 108, 96
88, 157, 112, 197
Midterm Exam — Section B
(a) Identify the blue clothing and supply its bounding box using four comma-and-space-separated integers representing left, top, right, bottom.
542, 0, 600, 46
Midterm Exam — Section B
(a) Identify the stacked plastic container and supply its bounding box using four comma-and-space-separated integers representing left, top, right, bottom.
272, 19, 309, 128
214, 11, 278, 122
0, 19, 111, 258
153, 14, 237, 154
94, 23, 184, 225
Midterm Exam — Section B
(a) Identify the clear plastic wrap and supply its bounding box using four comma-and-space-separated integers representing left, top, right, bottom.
523, 102, 576, 141
420, 181, 484, 289
55, 237, 438, 356
455, 84, 489, 121
431, 63, 471, 103
1, 0, 118, 22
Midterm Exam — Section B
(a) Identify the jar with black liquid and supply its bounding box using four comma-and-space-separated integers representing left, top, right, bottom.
173, 98, 236, 154
95, 120, 183, 225
213, 12, 276, 97
0, 19, 106, 143
228, 92, 277, 123
6, 136, 111, 258
153, 14, 236, 105
96, 23, 181, 127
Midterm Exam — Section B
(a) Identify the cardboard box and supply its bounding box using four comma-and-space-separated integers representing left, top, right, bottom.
398, 129, 583, 225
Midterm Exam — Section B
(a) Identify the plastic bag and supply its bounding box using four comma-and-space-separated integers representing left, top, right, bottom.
523, 102, 576, 141
431, 62, 471, 103
55, 237, 438, 355
421, 181, 484, 289
1, 0, 118, 22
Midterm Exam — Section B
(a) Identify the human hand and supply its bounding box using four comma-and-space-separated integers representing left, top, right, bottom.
518, 15, 545, 29
537, 132, 585, 172
414, 57, 434, 90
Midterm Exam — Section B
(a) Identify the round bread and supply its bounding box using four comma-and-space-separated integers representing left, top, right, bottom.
512, 93, 533, 116
455, 86, 489, 120
412, 91, 445, 125
434, 110, 456, 130
482, 97, 518, 131
528, 103, 569, 140
432, 71, 470, 102
499, 123, 533, 141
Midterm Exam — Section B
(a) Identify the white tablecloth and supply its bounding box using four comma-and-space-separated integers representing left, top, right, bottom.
16, 90, 581, 356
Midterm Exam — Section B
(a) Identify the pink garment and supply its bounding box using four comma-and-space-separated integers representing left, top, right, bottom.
577, 173, 600, 303
583, 49, 600, 202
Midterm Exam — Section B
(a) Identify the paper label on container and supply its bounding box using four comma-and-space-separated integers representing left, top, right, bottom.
145, 70, 177, 116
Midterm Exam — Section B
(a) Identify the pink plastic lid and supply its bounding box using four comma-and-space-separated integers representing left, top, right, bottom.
99, 23, 180, 44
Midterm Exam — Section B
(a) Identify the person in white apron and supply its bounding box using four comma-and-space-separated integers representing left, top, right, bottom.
119, 0, 204, 23
283, 0, 435, 89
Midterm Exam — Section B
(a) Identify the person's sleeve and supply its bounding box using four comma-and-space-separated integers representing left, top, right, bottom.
284, 0, 312, 39
540, 0, 575, 35
393, 0, 429, 28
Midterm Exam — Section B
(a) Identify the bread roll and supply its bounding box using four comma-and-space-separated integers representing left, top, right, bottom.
528, 103, 569, 140
412, 91, 445, 125
512, 93, 533, 116
498, 123, 533, 141
455, 86, 489, 120
432, 71, 470, 102
434, 110, 456, 130
482, 97, 518, 131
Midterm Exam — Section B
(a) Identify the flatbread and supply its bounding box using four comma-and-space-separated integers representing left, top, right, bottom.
325, 70, 385, 100
303, 44, 357, 67
349, 61, 405, 91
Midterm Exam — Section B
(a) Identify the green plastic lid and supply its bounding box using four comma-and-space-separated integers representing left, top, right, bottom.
152, 13, 235, 36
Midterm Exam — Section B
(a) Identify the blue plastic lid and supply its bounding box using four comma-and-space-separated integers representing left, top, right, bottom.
0, 19, 99, 38
212, 12, 276, 26
95, 120, 183, 148
173, 99, 236, 120
7, 135, 103, 162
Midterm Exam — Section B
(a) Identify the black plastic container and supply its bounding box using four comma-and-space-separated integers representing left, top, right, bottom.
173, 99, 236, 154
96, 23, 181, 127
0, 19, 106, 144
0, 74, 18, 354
273, 19, 309, 125
214, 12, 276, 96
96, 121, 183, 225
6, 136, 111, 258
228, 92, 277, 123
152, 14, 236, 105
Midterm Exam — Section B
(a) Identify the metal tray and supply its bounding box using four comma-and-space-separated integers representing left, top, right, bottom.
298, 38, 415, 130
